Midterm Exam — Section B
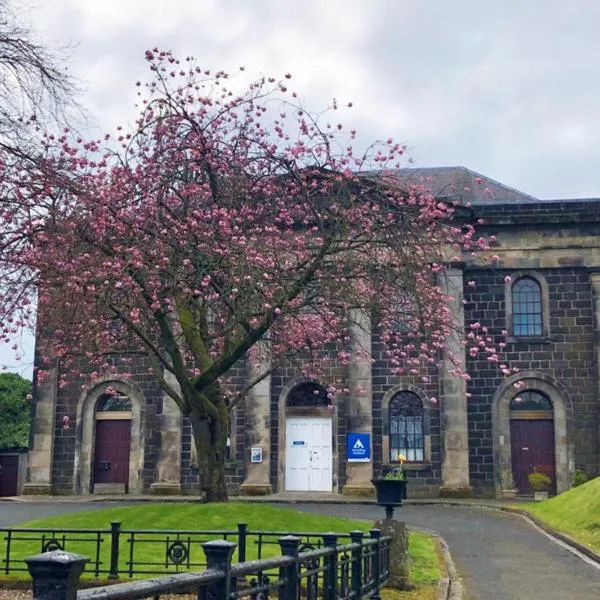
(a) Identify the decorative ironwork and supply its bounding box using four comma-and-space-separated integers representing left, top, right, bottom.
166, 540, 189, 565
3, 521, 382, 590
338, 549, 352, 598
250, 574, 271, 600
41, 539, 63, 552
25, 530, 391, 600
389, 391, 424, 462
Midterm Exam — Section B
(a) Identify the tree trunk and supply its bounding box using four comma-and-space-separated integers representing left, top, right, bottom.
190, 404, 228, 502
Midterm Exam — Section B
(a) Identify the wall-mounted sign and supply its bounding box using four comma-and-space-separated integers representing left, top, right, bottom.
250, 447, 263, 463
347, 433, 371, 462
292, 440, 306, 446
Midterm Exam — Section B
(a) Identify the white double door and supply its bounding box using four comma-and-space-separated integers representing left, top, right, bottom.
285, 417, 332, 492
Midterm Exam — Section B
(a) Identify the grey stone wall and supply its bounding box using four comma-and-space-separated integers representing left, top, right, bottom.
371, 326, 443, 496
464, 267, 597, 495
51, 353, 164, 494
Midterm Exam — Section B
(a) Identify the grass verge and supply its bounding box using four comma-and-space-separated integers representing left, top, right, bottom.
514, 475, 600, 553
386, 531, 441, 600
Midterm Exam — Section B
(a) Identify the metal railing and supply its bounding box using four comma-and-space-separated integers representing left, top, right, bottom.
25, 529, 391, 600
2, 522, 359, 578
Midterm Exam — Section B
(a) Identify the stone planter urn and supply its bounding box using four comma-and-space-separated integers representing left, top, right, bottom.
371, 478, 407, 520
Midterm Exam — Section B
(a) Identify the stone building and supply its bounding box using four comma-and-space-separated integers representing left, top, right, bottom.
24, 167, 600, 498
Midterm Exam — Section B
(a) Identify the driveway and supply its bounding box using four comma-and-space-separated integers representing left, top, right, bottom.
283, 503, 600, 600
0, 501, 128, 528
2, 500, 600, 599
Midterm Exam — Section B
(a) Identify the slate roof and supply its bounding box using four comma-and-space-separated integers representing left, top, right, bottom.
384, 166, 539, 206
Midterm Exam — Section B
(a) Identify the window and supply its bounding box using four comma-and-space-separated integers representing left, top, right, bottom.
389, 391, 424, 462
287, 382, 331, 407
510, 390, 552, 412
96, 393, 132, 412
512, 277, 542, 337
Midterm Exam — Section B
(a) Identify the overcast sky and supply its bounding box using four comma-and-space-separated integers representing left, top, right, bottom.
4, 0, 600, 376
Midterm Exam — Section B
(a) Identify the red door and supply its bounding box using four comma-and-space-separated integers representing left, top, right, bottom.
93, 420, 131, 488
0, 455, 19, 496
510, 419, 555, 494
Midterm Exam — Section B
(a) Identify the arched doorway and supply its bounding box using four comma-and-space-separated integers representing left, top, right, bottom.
93, 392, 132, 493
493, 371, 572, 496
284, 382, 333, 492
509, 391, 556, 495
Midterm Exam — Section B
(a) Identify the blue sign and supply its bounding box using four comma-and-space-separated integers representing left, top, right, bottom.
347, 433, 371, 462
292, 440, 306, 446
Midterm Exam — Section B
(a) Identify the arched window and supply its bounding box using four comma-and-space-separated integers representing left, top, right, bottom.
389, 391, 424, 462
512, 277, 542, 336
510, 390, 552, 412
287, 382, 331, 407
96, 393, 132, 412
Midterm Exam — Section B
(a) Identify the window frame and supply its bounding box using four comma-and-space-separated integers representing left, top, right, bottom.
388, 390, 425, 464
505, 271, 550, 341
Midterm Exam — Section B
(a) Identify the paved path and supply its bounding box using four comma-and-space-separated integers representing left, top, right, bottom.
2, 500, 600, 599
0, 501, 127, 527
280, 503, 600, 600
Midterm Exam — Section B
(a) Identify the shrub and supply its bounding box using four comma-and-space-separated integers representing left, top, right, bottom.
572, 469, 589, 487
528, 472, 551, 491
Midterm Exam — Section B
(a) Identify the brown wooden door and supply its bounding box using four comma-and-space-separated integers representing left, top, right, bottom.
510, 419, 556, 494
93, 420, 131, 487
0, 455, 19, 496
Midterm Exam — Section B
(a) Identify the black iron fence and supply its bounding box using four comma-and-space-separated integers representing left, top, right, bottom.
2, 522, 360, 579
26, 529, 391, 600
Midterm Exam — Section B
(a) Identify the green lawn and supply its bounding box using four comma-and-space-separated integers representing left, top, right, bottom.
407, 532, 440, 587
1, 503, 440, 596
517, 475, 600, 553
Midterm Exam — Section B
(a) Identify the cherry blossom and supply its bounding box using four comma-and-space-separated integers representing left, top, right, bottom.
0, 51, 506, 500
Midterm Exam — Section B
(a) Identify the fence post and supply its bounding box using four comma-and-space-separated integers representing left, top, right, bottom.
237, 522, 248, 563
25, 550, 89, 600
350, 530, 364, 598
108, 520, 121, 579
278, 535, 300, 600
202, 540, 237, 600
322, 533, 338, 600
369, 529, 381, 600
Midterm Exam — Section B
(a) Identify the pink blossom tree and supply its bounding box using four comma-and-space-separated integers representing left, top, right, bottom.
0, 51, 504, 501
